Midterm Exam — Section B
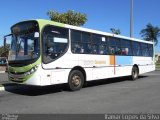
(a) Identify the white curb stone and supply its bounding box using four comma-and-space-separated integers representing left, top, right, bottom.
0, 86, 5, 91
0, 71, 5, 73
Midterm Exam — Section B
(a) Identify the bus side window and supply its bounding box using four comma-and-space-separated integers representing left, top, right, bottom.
141, 43, 150, 57
92, 44, 98, 54
115, 47, 121, 55
45, 35, 55, 55
83, 43, 92, 54
125, 48, 129, 55
42, 25, 68, 63
109, 46, 115, 54
92, 34, 102, 54
81, 32, 91, 54
132, 41, 141, 56
121, 39, 133, 56
108, 37, 121, 55
148, 44, 153, 57
72, 43, 81, 53
121, 48, 126, 55
80, 44, 84, 53
71, 30, 82, 54
99, 45, 105, 54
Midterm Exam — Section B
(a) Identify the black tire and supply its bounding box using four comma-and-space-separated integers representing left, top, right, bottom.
131, 66, 139, 80
68, 70, 84, 91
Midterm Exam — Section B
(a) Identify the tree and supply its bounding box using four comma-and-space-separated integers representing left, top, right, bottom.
47, 10, 87, 26
0, 44, 10, 57
110, 28, 121, 35
140, 23, 160, 46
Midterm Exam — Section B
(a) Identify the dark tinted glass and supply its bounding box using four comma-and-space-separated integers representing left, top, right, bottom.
71, 30, 81, 42
132, 41, 142, 56
82, 32, 91, 43
92, 34, 102, 44
43, 26, 68, 64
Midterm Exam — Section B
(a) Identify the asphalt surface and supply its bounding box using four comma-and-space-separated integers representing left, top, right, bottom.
0, 73, 8, 84
0, 71, 160, 114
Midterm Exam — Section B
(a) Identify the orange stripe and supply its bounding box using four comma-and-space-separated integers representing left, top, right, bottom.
110, 55, 115, 65
110, 55, 116, 75
114, 55, 116, 75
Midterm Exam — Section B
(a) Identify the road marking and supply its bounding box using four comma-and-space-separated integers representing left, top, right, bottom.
0, 71, 5, 73
0, 85, 5, 91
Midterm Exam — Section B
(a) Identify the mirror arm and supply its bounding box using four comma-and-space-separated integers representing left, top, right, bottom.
4, 34, 12, 38
4, 37, 6, 47
3, 34, 12, 47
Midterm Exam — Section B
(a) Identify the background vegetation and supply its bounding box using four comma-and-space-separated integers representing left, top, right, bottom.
47, 10, 87, 26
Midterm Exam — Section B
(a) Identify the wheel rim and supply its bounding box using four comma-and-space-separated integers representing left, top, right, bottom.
133, 70, 138, 79
72, 75, 81, 87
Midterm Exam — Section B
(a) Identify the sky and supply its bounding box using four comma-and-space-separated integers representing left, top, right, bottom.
0, 0, 160, 52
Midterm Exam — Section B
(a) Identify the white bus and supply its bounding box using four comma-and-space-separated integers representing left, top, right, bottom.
4, 19, 155, 91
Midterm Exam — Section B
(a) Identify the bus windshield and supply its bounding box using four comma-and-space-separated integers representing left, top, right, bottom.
8, 21, 40, 65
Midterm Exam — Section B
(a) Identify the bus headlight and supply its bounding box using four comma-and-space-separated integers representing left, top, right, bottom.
24, 65, 39, 76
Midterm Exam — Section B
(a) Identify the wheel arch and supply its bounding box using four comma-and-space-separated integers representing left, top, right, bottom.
69, 66, 86, 83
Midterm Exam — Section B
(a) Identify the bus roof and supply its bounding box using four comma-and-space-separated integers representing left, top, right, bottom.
15, 19, 154, 45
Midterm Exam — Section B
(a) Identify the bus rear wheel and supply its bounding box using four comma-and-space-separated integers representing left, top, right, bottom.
131, 66, 139, 80
68, 70, 84, 91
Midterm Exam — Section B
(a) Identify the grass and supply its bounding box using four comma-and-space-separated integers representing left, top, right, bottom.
156, 63, 160, 70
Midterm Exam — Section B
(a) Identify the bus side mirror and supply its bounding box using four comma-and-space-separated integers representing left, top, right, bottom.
4, 34, 12, 48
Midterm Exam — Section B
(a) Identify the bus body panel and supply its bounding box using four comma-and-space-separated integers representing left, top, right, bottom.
132, 56, 155, 74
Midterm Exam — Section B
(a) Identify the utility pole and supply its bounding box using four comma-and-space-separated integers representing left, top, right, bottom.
130, 0, 133, 38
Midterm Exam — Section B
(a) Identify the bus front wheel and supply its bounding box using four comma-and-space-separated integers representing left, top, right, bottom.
131, 66, 139, 80
68, 70, 84, 91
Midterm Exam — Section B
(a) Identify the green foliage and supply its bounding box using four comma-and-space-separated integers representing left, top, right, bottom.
156, 63, 160, 70
0, 44, 10, 57
47, 10, 87, 26
110, 28, 121, 35
140, 23, 160, 46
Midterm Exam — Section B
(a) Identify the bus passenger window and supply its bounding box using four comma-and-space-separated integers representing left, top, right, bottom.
115, 47, 121, 55
125, 48, 129, 55
104, 46, 109, 54
92, 44, 98, 54
84, 44, 92, 54
72, 43, 81, 53
121, 39, 132, 56
80, 45, 84, 53
99, 45, 105, 54
109, 47, 115, 54
42, 26, 68, 64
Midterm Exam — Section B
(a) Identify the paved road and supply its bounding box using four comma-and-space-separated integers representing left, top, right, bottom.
0, 73, 8, 84
0, 71, 160, 114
